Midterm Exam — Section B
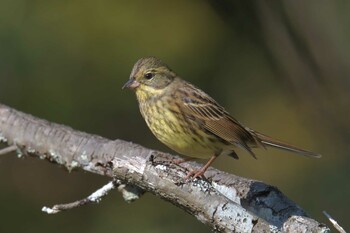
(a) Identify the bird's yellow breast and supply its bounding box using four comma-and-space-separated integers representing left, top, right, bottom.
135, 87, 225, 159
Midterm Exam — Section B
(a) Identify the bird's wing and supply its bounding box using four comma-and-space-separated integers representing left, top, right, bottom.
179, 84, 258, 157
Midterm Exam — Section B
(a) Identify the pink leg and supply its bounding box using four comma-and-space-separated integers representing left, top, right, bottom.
173, 157, 194, 165
185, 154, 218, 179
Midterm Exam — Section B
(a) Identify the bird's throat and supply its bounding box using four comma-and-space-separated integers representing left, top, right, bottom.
135, 86, 166, 103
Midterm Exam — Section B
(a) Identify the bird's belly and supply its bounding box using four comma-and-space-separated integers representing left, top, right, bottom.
155, 127, 217, 159
140, 103, 221, 159
162, 134, 216, 159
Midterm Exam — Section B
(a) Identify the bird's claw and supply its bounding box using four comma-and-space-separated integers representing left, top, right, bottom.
185, 169, 206, 180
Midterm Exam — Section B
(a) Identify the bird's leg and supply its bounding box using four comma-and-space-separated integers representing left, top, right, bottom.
172, 157, 194, 165
185, 154, 218, 179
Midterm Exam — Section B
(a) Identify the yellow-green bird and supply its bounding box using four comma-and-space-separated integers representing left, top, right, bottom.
123, 57, 321, 178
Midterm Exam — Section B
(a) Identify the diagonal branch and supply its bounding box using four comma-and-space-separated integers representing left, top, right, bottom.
0, 145, 16, 155
0, 103, 329, 232
42, 180, 120, 214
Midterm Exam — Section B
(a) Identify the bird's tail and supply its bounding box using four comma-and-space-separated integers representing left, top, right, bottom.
253, 131, 321, 158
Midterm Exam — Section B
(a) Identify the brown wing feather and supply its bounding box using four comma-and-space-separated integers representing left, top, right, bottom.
178, 83, 259, 157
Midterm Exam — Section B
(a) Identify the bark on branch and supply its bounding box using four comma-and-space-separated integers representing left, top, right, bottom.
0, 103, 329, 233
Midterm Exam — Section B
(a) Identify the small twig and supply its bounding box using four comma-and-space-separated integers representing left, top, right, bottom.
0, 145, 17, 155
42, 180, 120, 214
323, 211, 346, 233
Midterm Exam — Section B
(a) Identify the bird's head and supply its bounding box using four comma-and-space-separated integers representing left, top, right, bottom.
123, 57, 176, 96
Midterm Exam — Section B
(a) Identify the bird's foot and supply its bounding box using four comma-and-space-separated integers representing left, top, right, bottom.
185, 168, 206, 180
184, 154, 217, 180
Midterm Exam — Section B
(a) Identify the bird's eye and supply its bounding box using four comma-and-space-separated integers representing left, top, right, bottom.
144, 72, 154, 80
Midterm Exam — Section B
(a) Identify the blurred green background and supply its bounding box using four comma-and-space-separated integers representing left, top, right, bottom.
0, 0, 349, 232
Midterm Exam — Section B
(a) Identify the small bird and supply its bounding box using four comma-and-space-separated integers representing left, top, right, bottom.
123, 57, 321, 179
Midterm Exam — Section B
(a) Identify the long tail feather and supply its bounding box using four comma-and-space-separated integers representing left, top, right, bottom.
254, 131, 321, 158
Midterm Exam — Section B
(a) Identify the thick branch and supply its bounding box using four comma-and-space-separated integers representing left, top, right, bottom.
0, 103, 329, 232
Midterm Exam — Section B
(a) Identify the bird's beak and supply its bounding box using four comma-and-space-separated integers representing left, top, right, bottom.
122, 78, 140, 90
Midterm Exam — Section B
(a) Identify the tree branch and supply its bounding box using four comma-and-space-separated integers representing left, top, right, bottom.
0, 103, 329, 232
323, 211, 346, 233
0, 145, 16, 155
